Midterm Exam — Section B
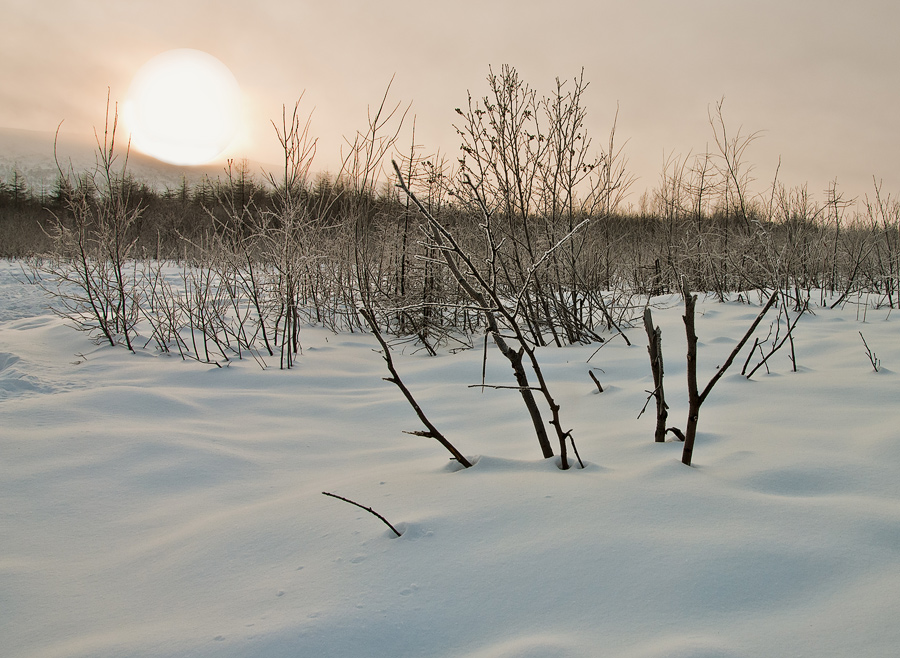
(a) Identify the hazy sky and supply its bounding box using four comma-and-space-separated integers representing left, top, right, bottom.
4, 0, 900, 203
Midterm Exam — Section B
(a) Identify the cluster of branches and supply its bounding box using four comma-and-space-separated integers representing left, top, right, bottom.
639, 100, 900, 308
12, 71, 899, 376
30, 96, 368, 369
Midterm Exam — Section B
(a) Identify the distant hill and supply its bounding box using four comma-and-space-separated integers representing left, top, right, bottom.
0, 126, 270, 195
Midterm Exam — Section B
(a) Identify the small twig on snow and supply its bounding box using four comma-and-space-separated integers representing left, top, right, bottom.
322, 491, 402, 537
859, 331, 881, 372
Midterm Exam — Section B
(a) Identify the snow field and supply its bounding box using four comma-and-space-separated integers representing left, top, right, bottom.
2, 261, 900, 657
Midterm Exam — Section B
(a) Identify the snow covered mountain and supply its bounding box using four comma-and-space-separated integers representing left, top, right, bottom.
0, 126, 266, 194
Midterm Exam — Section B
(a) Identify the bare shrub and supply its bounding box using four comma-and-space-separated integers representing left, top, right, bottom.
679, 283, 778, 466
394, 160, 585, 469
453, 65, 633, 346
37, 98, 143, 350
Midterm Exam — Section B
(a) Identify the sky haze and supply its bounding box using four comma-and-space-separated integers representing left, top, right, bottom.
4, 0, 899, 203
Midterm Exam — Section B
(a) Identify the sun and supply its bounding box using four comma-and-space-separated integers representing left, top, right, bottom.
123, 49, 242, 166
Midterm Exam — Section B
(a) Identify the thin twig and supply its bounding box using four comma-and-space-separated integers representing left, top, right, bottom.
565, 431, 585, 469
322, 491, 402, 537
467, 384, 543, 391
860, 331, 881, 372
359, 307, 472, 467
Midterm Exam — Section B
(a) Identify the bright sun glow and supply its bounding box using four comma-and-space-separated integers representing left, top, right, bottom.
123, 49, 242, 166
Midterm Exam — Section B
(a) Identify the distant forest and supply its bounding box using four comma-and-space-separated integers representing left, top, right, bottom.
0, 158, 351, 258
3, 134, 898, 299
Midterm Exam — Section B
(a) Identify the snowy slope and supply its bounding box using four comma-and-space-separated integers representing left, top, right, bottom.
0, 127, 265, 194
2, 260, 899, 657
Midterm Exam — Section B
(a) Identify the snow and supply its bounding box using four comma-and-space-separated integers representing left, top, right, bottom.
2, 259, 899, 657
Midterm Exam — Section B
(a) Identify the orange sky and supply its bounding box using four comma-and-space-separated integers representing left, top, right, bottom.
4, 0, 900, 203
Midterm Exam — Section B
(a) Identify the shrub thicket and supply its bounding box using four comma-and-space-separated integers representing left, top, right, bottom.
6, 67, 899, 467
3, 67, 898, 352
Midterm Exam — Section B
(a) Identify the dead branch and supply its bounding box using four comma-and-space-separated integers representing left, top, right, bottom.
860, 331, 881, 372
681, 284, 779, 465
642, 307, 668, 442
322, 491, 402, 537
588, 370, 604, 393
359, 307, 472, 467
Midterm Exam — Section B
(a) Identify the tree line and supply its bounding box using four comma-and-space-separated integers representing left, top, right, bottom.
5, 66, 899, 340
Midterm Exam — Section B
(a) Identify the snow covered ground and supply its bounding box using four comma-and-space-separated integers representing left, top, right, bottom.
2, 259, 900, 657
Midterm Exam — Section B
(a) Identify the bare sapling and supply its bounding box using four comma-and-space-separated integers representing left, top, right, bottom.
640, 307, 668, 442
358, 307, 472, 467
742, 289, 805, 378
393, 160, 584, 469
322, 491, 402, 537
453, 65, 632, 347
259, 98, 320, 368
38, 95, 143, 351
183, 263, 254, 367
679, 283, 779, 466
140, 261, 192, 360
709, 98, 760, 233
865, 179, 900, 309
391, 126, 460, 351
341, 78, 411, 339
859, 331, 881, 372
210, 162, 275, 360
